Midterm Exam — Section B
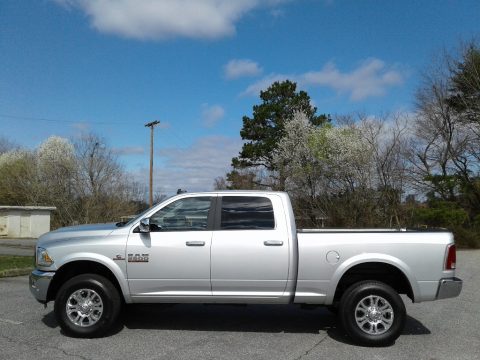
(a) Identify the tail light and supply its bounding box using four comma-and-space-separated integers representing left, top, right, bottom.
445, 244, 456, 270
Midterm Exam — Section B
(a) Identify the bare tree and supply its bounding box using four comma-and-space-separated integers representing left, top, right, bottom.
213, 176, 228, 190
358, 114, 411, 227
73, 133, 143, 223
0, 136, 17, 154
410, 49, 480, 209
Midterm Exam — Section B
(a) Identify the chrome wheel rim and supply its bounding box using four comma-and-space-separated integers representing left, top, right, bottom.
66, 289, 104, 327
355, 295, 394, 335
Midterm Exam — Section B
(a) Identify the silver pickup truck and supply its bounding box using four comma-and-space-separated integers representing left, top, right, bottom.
30, 191, 462, 345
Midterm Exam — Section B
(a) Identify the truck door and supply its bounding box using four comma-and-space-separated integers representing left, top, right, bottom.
127, 196, 215, 299
210, 195, 289, 298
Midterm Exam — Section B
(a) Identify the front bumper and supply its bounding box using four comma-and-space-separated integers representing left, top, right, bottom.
436, 277, 463, 300
29, 269, 55, 304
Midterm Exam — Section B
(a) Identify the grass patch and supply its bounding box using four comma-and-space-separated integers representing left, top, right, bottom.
0, 255, 34, 276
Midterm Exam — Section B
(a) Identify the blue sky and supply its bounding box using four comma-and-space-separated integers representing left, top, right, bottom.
1, 0, 479, 195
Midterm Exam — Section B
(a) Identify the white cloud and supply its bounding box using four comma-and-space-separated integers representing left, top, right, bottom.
270, 8, 285, 18
112, 146, 145, 155
140, 135, 242, 194
71, 122, 90, 132
302, 59, 404, 101
242, 73, 291, 97
243, 58, 405, 101
55, 0, 291, 40
156, 121, 171, 129
201, 104, 225, 127
224, 59, 262, 79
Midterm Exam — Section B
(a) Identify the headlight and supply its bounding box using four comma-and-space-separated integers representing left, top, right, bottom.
36, 247, 54, 267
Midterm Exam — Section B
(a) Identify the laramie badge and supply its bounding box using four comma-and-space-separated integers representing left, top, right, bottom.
128, 253, 149, 262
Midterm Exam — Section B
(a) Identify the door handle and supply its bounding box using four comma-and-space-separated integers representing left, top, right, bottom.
264, 240, 283, 246
186, 241, 205, 246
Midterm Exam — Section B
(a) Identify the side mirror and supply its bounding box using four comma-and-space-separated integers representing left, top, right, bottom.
138, 218, 151, 233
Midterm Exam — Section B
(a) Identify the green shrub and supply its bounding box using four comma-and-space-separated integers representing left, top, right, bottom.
452, 227, 480, 249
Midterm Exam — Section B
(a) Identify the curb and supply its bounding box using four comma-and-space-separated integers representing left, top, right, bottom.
0, 267, 34, 278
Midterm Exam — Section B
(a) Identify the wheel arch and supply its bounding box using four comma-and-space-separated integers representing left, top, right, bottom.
330, 254, 418, 303
47, 255, 130, 303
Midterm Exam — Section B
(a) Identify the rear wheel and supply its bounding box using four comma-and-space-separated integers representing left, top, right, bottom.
339, 281, 406, 346
54, 274, 121, 338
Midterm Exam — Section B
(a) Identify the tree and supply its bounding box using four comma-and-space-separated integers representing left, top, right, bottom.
446, 42, 480, 208
273, 111, 318, 191
273, 111, 412, 228
273, 111, 324, 225
213, 176, 227, 190
409, 41, 480, 247
73, 133, 143, 223
411, 42, 480, 215
0, 138, 76, 223
447, 43, 480, 126
231, 80, 329, 189
0, 132, 147, 228
308, 119, 378, 227
0, 150, 41, 205
74, 133, 120, 198
359, 115, 411, 227
225, 169, 259, 190
0, 136, 17, 154
37, 136, 76, 226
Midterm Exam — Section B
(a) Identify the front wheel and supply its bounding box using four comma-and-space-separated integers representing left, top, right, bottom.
339, 281, 406, 346
54, 274, 121, 338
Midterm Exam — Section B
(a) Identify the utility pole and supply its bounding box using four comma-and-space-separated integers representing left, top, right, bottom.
145, 120, 160, 207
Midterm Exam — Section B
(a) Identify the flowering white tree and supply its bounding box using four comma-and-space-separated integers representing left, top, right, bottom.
274, 111, 318, 190
274, 111, 411, 227
311, 123, 374, 192
38, 136, 75, 168
0, 149, 29, 167
0, 133, 144, 228
36, 136, 77, 224
273, 112, 327, 225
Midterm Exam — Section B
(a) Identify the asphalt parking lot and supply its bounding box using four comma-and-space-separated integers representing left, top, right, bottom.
0, 250, 479, 360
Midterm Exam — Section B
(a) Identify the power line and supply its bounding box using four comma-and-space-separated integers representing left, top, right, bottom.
0, 113, 131, 125
0, 112, 195, 148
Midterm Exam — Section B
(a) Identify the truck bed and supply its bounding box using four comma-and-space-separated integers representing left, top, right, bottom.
294, 229, 454, 304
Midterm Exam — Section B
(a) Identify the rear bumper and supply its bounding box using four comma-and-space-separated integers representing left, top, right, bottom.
436, 277, 462, 300
29, 269, 55, 304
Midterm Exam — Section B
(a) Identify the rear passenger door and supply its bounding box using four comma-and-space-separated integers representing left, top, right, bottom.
210, 195, 289, 298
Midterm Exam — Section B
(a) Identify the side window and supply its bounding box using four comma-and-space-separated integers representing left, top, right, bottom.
150, 197, 212, 231
220, 196, 275, 230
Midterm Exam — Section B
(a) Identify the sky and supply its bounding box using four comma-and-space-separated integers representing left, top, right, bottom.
1, 0, 479, 196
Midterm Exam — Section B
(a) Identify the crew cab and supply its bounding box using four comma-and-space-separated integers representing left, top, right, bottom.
29, 191, 462, 345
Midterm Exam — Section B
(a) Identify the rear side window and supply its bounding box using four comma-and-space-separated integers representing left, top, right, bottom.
220, 196, 275, 230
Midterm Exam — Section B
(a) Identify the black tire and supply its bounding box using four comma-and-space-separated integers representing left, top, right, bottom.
326, 305, 338, 315
338, 281, 406, 346
54, 274, 122, 338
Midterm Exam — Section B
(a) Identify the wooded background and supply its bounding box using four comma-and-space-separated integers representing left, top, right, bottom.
1, 42, 479, 247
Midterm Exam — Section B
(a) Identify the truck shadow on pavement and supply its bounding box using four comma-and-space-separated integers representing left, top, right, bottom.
42, 303, 431, 345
